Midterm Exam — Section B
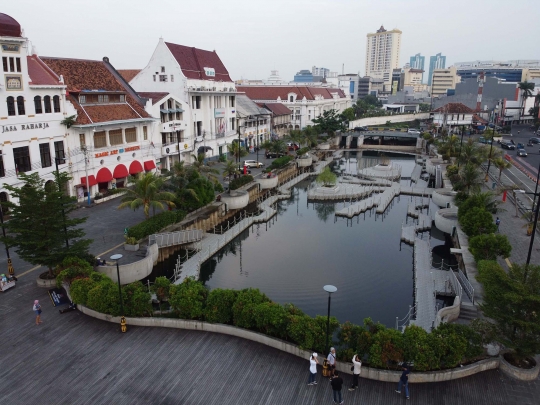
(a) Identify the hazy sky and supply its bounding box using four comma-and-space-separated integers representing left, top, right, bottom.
5, 0, 539, 81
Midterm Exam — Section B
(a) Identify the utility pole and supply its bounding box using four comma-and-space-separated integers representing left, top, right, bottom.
82, 145, 91, 206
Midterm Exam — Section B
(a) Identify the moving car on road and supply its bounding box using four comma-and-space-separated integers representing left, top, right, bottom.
478, 137, 493, 144
500, 141, 515, 150
243, 160, 264, 168
354, 126, 368, 131
265, 150, 285, 159
407, 128, 421, 134
517, 148, 528, 157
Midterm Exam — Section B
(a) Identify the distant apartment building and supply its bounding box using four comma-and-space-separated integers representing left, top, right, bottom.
338, 74, 360, 101
312, 66, 330, 78
428, 53, 446, 85
392, 68, 426, 94
409, 53, 425, 82
365, 25, 402, 90
431, 67, 460, 98
293, 69, 324, 83
453, 60, 540, 82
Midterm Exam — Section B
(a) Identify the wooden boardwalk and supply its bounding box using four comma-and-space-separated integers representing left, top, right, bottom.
0, 278, 538, 405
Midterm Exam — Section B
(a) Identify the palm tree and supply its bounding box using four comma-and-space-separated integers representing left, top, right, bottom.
261, 139, 287, 156
227, 142, 248, 161
493, 157, 512, 184
222, 159, 239, 181
189, 153, 219, 184
458, 139, 489, 167
518, 81, 535, 119
117, 172, 176, 219
456, 163, 484, 194
286, 130, 304, 148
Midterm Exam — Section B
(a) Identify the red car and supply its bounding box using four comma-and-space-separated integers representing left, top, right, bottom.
287, 142, 299, 151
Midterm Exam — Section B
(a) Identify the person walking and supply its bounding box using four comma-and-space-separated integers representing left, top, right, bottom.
330, 370, 344, 404
395, 364, 411, 399
348, 354, 362, 391
33, 300, 42, 325
308, 353, 319, 386
495, 217, 501, 232
327, 347, 337, 379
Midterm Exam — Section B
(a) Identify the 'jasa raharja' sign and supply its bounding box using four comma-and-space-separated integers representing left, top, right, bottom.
1, 122, 50, 133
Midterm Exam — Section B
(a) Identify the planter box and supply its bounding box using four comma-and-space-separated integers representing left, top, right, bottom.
36, 276, 57, 288
124, 243, 139, 251
256, 176, 279, 190
297, 156, 313, 167
499, 354, 540, 381
221, 190, 249, 210
94, 191, 126, 205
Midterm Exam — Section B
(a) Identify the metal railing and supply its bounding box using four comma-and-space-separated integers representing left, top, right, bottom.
456, 268, 475, 305
396, 304, 416, 331
149, 229, 203, 248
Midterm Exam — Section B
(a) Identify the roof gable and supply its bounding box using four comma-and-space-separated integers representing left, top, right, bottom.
165, 42, 232, 82
433, 102, 475, 114
118, 69, 141, 82
237, 86, 347, 101
27, 55, 61, 86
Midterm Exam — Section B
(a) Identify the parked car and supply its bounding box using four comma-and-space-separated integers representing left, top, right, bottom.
528, 137, 540, 145
243, 160, 264, 168
500, 141, 516, 150
517, 148, 528, 157
354, 126, 368, 131
265, 150, 286, 159
287, 142, 300, 151
407, 129, 421, 134
516, 143, 525, 149
478, 137, 493, 144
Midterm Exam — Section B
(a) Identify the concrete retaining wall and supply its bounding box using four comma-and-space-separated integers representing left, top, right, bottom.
221, 190, 250, 210
432, 189, 456, 208
297, 156, 313, 167
349, 113, 430, 128
357, 145, 417, 152
96, 243, 158, 284
256, 176, 279, 189
434, 208, 458, 235
77, 305, 522, 382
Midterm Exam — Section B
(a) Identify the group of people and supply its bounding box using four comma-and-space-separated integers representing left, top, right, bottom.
308, 348, 412, 402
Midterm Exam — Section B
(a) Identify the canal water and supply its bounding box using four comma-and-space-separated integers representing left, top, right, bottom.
195, 152, 450, 327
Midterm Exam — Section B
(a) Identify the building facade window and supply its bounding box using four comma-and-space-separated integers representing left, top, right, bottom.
16, 57, 21, 72
143, 126, 148, 140
13, 146, 31, 173
1, 57, 7, 72
44, 96, 51, 113
39, 143, 52, 168
16, 96, 25, 115
54, 141, 66, 164
98, 94, 109, 103
0, 152, 5, 177
171, 75, 174, 82
125, 127, 137, 143
79, 95, 86, 104
34, 96, 42, 114
159, 75, 168, 82
79, 133, 85, 147
109, 129, 123, 146
6, 96, 15, 116
229, 96, 235, 107
53, 95, 61, 113
94, 131, 107, 148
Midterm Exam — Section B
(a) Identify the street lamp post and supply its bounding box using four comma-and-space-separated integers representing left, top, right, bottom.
0, 203, 15, 277
111, 253, 127, 333
323, 285, 337, 355
485, 120, 496, 182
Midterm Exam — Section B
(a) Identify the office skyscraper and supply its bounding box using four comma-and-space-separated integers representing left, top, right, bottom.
428, 53, 446, 85
409, 53, 425, 82
365, 25, 402, 89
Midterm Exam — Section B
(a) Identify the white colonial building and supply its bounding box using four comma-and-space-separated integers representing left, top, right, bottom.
236, 85, 351, 130
128, 38, 238, 162
0, 13, 75, 206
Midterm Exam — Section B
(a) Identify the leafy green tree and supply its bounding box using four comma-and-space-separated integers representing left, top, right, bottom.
181, 171, 216, 210
478, 261, 540, 360
227, 142, 248, 161
361, 94, 383, 107
369, 327, 404, 369
151, 276, 171, 314
2, 172, 92, 277
457, 192, 501, 219
123, 281, 152, 317
459, 207, 497, 236
117, 172, 176, 219
316, 167, 337, 187
189, 153, 219, 184
169, 277, 208, 320
340, 107, 355, 123
469, 234, 512, 261
419, 103, 430, 112
232, 288, 270, 329
312, 109, 346, 134
204, 288, 238, 324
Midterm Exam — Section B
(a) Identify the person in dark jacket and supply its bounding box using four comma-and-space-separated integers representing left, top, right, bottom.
330, 371, 344, 404
395, 364, 411, 399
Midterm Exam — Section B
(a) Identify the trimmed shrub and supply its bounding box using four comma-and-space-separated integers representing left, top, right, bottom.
56, 256, 94, 288
229, 175, 254, 191
232, 288, 270, 329
469, 233, 512, 261
127, 210, 186, 240
86, 277, 123, 316
459, 207, 497, 236
432, 323, 469, 369
204, 288, 238, 324
253, 301, 289, 338
402, 325, 437, 371
169, 278, 208, 320
70, 277, 97, 306
123, 281, 152, 317
296, 147, 310, 156
369, 328, 404, 369
265, 155, 293, 172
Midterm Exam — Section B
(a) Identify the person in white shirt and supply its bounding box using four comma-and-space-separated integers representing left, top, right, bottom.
327, 347, 336, 379
349, 354, 362, 391
308, 353, 319, 385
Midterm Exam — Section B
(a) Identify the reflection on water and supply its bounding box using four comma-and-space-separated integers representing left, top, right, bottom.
199, 154, 451, 327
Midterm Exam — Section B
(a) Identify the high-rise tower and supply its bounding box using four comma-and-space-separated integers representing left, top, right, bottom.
428, 53, 446, 85
365, 25, 402, 90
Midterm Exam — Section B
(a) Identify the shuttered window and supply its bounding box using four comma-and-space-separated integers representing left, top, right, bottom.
94, 131, 107, 148
125, 127, 137, 143
109, 129, 123, 146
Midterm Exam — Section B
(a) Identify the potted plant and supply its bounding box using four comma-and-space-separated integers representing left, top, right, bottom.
124, 236, 139, 251
471, 319, 500, 356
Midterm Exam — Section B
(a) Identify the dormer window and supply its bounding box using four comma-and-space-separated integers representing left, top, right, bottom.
289, 96, 294, 102
98, 94, 109, 103
79, 95, 86, 104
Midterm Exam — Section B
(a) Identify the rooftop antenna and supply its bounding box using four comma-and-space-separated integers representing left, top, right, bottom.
342, 64, 344, 75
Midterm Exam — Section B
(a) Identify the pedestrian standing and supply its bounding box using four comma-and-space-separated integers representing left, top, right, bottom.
495, 217, 501, 232
33, 300, 42, 325
308, 353, 319, 386
330, 370, 344, 404
327, 347, 337, 379
395, 364, 411, 400
348, 354, 362, 391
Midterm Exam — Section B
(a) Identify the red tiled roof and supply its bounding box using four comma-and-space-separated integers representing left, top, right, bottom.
433, 103, 475, 114
0, 13, 22, 37
138, 92, 170, 105
238, 86, 347, 101
258, 103, 292, 116
165, 42, 232, 82
118, 69, 141, 82
472, 114, 488, 124
27, 55, 61, 86
42, 57, 150, 125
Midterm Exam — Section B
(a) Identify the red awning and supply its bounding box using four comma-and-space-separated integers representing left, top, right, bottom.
129, 160, 143, 175
113, 164, 129, 179
144, 160, 156, 171
96, 167, 113, 183
80, 175, 97, 187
